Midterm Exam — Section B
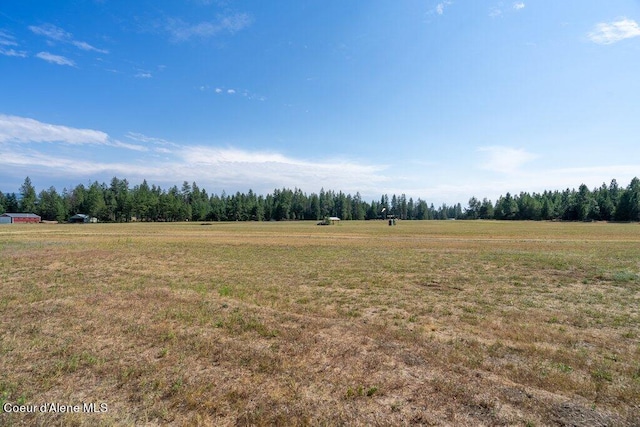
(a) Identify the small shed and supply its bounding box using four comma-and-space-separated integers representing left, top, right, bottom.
0, 213, 41, 224
70, 214, 90, 223
317, 216, 341, 225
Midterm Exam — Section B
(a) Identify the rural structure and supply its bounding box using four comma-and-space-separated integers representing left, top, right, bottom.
318, 216, 341, 225
0, 213, 41, 224
70, 214, 89, 223
69, 214, 98, 223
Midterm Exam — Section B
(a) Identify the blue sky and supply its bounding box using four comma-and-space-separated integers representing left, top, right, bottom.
1, 1, 639, 205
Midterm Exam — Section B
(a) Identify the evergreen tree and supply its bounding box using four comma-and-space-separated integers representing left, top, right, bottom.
5, 193, 19, 213
406, 197, 415, 220
320, 189, 334, 218
560, 188, 578, 220
595, 183, 614, 221
37, 187, 66, 222
253, 194, 265, 221
109, 177, 132, 222
291, 188, 306, 220
87, 181, 107, 219
208, 194, 226, 221
390, 194, 398, 218
309, 193, 321, 220
366, 200, 379, 220
479, 198, 494, 219
336, 191, 350, 220
133, 180, 152, 221
495, 193, 518, 220
541, 195, 554, 220
19, 176, 37, 213
455, 203, 463, 219
609, 179, 621, 208
273, 188, 292, 220
574, 184, 597, 221
5, 175, 640, 224
70, 184, 87, 215
189, 183, 209, 221
466, 197, 480, 219
616, 177, 640, 221
263, 193, 274, 221
413, 200, 427, 220
516, 192, 542, 220
399, 194, 408, 220
0, 191, 6, 213
351, 192, 366, 220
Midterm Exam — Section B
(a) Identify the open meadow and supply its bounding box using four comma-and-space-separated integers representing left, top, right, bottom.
1, 220, 639, 426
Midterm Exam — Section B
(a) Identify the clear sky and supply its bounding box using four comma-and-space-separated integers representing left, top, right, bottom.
1, 1, 639, 205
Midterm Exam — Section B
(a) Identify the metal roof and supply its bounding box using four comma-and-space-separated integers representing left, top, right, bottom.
0, 213, 41, 218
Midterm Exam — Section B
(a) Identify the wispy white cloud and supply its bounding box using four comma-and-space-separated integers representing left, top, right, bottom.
165, 146, 388, 194
109, 140, 149, 152
180, 147, 291, 165
0, 114, 108, 144
165, 13, 253, 41
125, 139, 375, 188
125, 132, 179, 152
399, 162, 640, 205
0, 30, 27, 57
2, 115, 639, 205
588, 18, 640, 45
0, 114, 145, 151
135, 72, 152, 78
241, 90, 266, 101
489, 2, 525, 18
477, 146, 538, 173
35, 51, 75, 66
0, 149, 161, 178
434, 1, 452, 16
72, 40, 108, 54
206, 86, 265, 101
29, 23, 71, 41
29, 23, 108, 53
125, 132, 174, 145
0, 48, 27, 58
0, 30, 18, 46
0, 115, 387, 196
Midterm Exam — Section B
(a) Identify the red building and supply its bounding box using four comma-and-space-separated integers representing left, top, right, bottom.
0, 213, 41, 224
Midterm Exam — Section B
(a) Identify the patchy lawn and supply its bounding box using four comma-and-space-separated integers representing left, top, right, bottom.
1, 221, 639, 426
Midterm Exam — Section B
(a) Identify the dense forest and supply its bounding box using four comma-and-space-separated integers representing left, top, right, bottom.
1, 176, 640, 222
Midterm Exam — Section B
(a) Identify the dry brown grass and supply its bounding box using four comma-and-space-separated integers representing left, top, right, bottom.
1, 220, 639, 426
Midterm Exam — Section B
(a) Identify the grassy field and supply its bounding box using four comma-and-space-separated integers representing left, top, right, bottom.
1, 220, 639, 426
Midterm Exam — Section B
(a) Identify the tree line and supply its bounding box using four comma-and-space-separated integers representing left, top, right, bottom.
1, 176, 639, 222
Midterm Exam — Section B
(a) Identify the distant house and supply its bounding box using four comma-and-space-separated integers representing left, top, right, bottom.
69, 214, 97, 223
0, 213, 41, 224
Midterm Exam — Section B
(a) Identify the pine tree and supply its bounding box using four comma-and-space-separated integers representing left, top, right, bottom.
19, 176, 37, 213
0, 191, 6, 213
